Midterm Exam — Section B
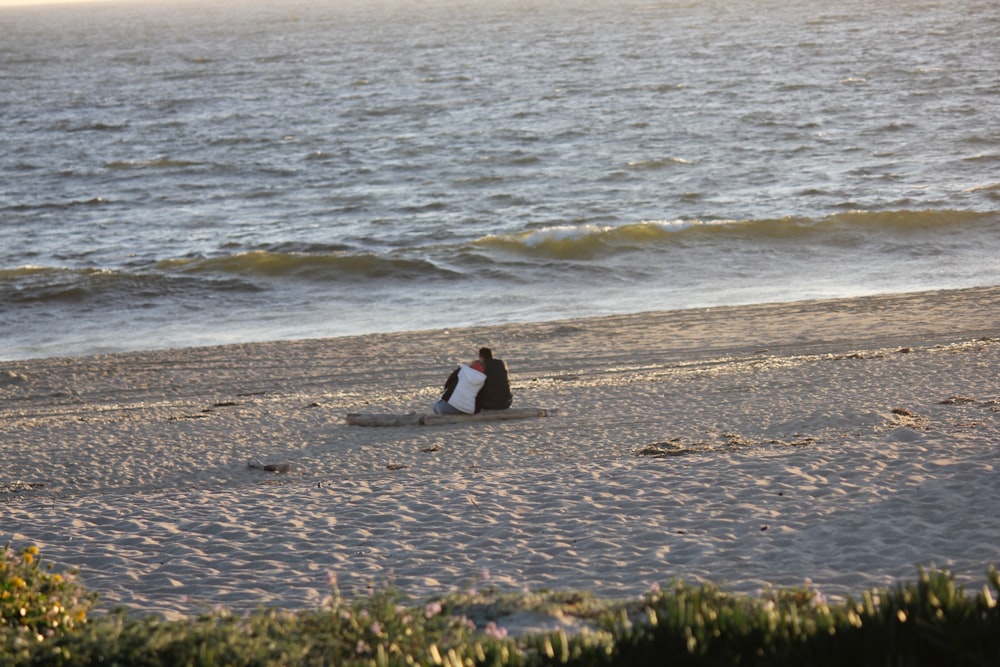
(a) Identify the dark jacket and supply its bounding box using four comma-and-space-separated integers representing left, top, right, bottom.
476, 358, 513, 411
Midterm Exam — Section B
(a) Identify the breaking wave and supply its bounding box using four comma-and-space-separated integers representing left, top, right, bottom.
3, 210, 994, 308
476, 210, 995, 260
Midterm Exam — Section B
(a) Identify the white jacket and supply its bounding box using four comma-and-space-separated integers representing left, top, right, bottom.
447, 364, 487, 414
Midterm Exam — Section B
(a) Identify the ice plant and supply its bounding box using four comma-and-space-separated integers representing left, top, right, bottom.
1, 544, 96, 639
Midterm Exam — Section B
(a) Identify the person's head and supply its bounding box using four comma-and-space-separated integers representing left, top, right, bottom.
478, 347, 493, 363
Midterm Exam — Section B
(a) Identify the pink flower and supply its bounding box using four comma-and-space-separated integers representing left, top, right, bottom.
484, 622, 507, 639
424, 601, 443, 618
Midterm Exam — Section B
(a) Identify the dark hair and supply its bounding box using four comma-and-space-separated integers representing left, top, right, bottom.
478, 347, 493, 360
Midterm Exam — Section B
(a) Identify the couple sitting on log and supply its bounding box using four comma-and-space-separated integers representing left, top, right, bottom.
433, 347, 513, 415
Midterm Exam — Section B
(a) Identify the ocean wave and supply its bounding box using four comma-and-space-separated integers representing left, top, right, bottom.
0, 266, 93, 304
105, 158, 203, 170
6, 197, 108, 212
4, 210, 994, 308
0, 266, 259, 307
964, 182, 1000, 193
50, 120, 129, 133
474, 210, 996, 260
1, 251, 459, 307
159, 250, 460, 281
475, 221, 692, 259
625, 157, 692, 170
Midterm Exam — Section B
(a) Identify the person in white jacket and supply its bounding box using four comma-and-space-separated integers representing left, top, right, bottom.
433, 359, 486, 415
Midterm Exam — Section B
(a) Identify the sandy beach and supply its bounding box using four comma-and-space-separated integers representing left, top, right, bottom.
2, 286, 999, 621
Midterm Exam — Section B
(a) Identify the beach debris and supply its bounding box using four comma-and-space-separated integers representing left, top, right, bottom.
638, 433, 815, 458
939, 395, 976, 404
635, 441, 699, 457
843, 350, 887, 360
199, 400, 243, 414
890, 407, 929, 429
1, 481, 45, 497
421, 445, 442, 453
767, 436, 817, 448
386, 463, 408, 470
247, 459, 291, 474
467, 494, 486, 514
723, 432, 753, 448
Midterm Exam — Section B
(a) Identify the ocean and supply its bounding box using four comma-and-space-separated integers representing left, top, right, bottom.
2, 0, 998, 360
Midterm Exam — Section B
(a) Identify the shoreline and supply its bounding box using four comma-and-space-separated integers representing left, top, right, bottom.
2, 286, 999, 619
5, 283, 1000, 366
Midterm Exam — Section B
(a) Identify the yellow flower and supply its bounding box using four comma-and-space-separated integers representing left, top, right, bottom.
25, 546, 39, 556
10, 576, 26, 589
23, 553, 34, 565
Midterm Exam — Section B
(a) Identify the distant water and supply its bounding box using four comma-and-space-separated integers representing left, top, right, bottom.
2, 0, 998, 360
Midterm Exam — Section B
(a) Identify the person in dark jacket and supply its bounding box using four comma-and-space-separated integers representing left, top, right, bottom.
476, 347, 513, 411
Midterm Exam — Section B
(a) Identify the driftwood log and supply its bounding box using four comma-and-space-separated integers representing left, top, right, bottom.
248, 459, 291, 473
345, 412, 422, 427
346, 407, 549, 427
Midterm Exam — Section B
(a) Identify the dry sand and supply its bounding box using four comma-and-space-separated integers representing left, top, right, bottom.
2, 286, 999, 620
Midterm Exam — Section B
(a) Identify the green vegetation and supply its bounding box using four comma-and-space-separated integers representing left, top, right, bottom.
3, 545, 998, 666
1, 545, 96, 648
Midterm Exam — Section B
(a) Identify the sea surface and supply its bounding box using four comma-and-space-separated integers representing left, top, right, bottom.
2, 0, 998, 360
